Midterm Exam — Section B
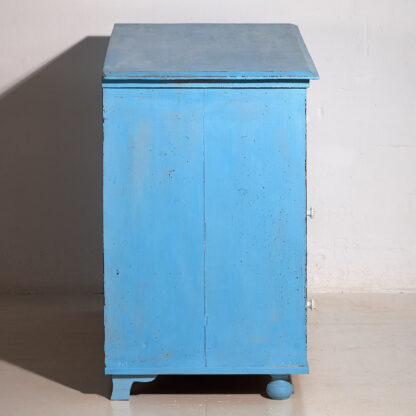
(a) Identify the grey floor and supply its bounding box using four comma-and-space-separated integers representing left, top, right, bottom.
0, 293, 415, 416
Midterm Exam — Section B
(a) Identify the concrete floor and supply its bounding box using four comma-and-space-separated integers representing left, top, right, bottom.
0, 293, 415, 416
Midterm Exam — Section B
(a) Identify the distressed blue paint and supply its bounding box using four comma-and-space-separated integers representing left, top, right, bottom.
102, 80, 311, 89
105, 366, 308, 375
103, 24, 318, 81
204, 89, 307, 369
103, 23, 318, 401
104, 88, 206, 370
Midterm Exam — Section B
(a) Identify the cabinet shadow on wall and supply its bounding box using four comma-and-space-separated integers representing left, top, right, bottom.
0, 36, 106, 295
0, 36, 272, 400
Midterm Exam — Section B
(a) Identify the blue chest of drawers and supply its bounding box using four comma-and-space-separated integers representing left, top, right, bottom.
103, 23, 318, 400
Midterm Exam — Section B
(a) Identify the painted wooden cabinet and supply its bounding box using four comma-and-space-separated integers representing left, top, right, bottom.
103, 23, 318, 400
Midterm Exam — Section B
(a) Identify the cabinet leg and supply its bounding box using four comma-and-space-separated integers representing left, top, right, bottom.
266, 375, 293, 400
111, 375, 157, 400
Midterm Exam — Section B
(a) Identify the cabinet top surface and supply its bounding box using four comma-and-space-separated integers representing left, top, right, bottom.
103, 24, 319, 81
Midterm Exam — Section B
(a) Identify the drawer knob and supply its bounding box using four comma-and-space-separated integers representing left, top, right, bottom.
306, 299, 316, 310
307, 207, 315, 219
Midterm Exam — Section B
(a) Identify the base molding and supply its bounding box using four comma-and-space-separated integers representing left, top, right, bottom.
106, 365, 308, 376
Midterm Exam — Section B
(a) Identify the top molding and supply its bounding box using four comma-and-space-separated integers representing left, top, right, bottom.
103, 24, 319, 82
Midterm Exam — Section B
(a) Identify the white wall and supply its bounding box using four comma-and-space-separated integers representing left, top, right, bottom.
1, 1, 415, 293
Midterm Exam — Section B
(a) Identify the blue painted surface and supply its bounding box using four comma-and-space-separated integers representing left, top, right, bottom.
103, 24, 318, 80
266, 375, 294, 400
102, 80, 311, 89
103, 23, 318, 400
104, 366, 308, 375
111, 375, 156, 400
204, 89, 307, 369
104, 89, 206, 371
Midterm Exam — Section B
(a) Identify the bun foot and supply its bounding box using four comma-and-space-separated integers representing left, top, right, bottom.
266, 375, 293, 400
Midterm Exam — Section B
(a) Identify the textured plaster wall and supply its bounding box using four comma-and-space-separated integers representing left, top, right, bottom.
0, 1, 415, 293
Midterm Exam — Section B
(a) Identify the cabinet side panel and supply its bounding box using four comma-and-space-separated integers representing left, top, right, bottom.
103, 88, 205, 372
205, 88, 307, 369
